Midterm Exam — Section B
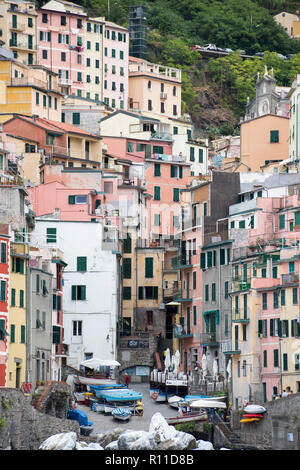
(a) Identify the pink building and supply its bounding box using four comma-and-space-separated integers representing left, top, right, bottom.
103, 21, 129, 110
37, 1, 86, 97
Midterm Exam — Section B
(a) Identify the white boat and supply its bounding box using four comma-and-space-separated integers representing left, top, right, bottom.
184, 395, 227, 403
75, 376, 117, 386
190, 399, 227, 409
244, 404, 266, 414
111, 407, 132, 421
168, 395, 184, 408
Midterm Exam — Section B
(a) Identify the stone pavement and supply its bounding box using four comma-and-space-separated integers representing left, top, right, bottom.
76, 382, 179, 434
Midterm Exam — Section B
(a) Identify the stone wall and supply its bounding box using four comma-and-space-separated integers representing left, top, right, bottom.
231, 393, 300, 450
0, 388, 79, 450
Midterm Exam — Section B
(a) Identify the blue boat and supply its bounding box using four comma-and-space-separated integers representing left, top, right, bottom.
89, 384, 125, 392
111, 407, 132, 421
95, 388, 142, 402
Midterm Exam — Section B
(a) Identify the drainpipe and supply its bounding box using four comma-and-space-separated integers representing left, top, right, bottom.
26, 247, 31, 384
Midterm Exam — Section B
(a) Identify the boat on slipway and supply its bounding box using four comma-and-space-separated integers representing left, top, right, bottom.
95, 388, 143, 415
165, 412, 208, 425
111, 407, 132, 421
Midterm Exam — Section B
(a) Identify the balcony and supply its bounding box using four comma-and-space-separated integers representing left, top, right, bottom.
174, 325, 193, 339
174, 288, 192, 302
160, 92, 167, 101
163, 285, 180, 301
232, 309, 250, 323
9, 39, 37, 51
9, 22, 26, 31
231, 280, 251, 292
281, 273, 299, 285
58, 78, 73, 86
199, 332, 219, 346
10, 77, 60, 93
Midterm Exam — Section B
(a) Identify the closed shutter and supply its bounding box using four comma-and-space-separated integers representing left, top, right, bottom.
173, 188, 179, 202
274, 349, 279, 367
154, 163, 161, 176
220, 249, 225, 265
1, 242, 6, 263
295, 212, 300, 227
270, 318, 274, 336
80, 285, 86, 300
170, 165, 176, 177
0, 280, 6, 301
77, 256, 87, 271
200, 253, 206, 269
279, 214, 285, 229
123, 287, 131, 300
153, 286, 158, 299
145, 258, 153, 278
123, 258, 131, 279
68, 195, 76, 204
21, 325, 25, 344
123, 235, 132, 254
258, 319, 263, 336
10, 324, 15, 343
46, 228, 56, 243
72, 285, 77, 300
154, 186, 160, 200
179, 166, 183, 178
11, 288, 15, 306
57, 295, 61, 311
138, 287, 143, 299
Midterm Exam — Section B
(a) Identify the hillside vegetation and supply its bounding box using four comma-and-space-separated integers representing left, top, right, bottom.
43, 0, 300, 134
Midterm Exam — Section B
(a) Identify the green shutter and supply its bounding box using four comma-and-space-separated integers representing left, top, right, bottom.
123, 286, 131, 300
0, 280, 6, 301
145, 258, 153, 278
170, 165, 176, 177
173, 188, 180, 202
270, 318, 274, 336
10, 324, 15, 343
81, 285, 86, 300
20, 290, 24, 308
11, 288, 15, 306
270, 130, 279, 143
200, 253, 206, 269
220, 249, 225, 265
138, 286, 143, 299
153, 286, 158, 299
47, 228, 56, 243
295, 212, 300, 227
53, 294, 57, 310
258, 319, 263, 336
154, 163, 161, 176
274, 349, 279, 367
123, 235, 132, 254
68, 195, 76, 204
123, 258, 131, 279
154, 186, 160, 200
57, 295, 61, 311
72, 285, 77, 300
77, 256, 87, 271
1, 242, 6, 263
21, 325, 25, 343
279, 214, 285, 230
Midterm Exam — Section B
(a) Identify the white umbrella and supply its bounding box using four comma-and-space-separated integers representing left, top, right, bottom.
164, 348, 171, 372
80, 358, 120, 369
213, 359, 218, 378
226, 359, 232, 379
201, 354, 207, 377
174, 350, 180, 374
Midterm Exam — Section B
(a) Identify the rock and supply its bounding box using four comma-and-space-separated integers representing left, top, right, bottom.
105, 440, 119, 450
97, 428, 125, 448
195, 439, 214, 450
118, 430, 157, 450
149, 412, 177, 442
39, 432, 77, 450
172, 431, 197, 450
82, 442, 104, 450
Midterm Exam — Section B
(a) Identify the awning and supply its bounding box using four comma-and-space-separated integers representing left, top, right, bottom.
166, 301, 180, 306
203, 310, 219, 325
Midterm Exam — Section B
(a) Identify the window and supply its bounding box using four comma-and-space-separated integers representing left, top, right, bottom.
1, 242, 6, 263
60, 15, 66, 26
154, 214, 160, 226
199, 149, 203, 163
61, 51, 66, 62
68, 195, 87, 204
173, 188, 180, 202
10, 324, 15, 343
112, 48, 116, 58
42, 13, 48, 23
262, 292, 268, 310
73, 320, 82, 336
77, 256, 87, 272
21, 325, 25, 344
19, 289, 24, 308
154, 163, 161, 176
145, 257, 153, 278
148, 99, 152, 111
71, 285, 86, 300
160, 102, 165, 113
190, 147, 195, 161
173, 105, 177, 116
138, 286, 158, 299
123, 258, 131, 279
274, 349, 279, 367
281, 288, 285, 306
293, 287, 298, 305
123, 286, 131, 300
270, 130, 279, 143
154, 186, 160, 201
123, 235, 132, 254
120, 50, 124, 60
212, 283, 216, 301
273, 291, 279, 309
205, 284, 209, 302
46, 228, 56, 243
147, 311, 153, 325
11, 288, 15, 306
42, 49, 47, 59
279, 214, 285, 230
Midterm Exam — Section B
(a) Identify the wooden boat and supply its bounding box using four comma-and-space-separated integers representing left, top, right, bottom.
165, 412, 208, 425
111, 407, 132, 421
184, 395, 227, 403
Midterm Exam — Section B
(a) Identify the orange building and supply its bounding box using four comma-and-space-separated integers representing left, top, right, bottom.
240, 114, 289, 172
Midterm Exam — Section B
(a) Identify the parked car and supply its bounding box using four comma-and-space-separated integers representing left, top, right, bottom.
254, 52, 264, 57
225, 48, 233, 53
203, 44, 218, 50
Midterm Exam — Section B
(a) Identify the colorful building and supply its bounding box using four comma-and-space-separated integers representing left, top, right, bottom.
0, 224, 10, 387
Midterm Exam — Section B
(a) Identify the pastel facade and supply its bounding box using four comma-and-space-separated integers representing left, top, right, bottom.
240, 114, 289, 172
273, 11, 299, 37
85, 17, 105, 101
0, 0, 38, 65
0, 58, 62, 120
128, 56, 181, 118
37, 0, 86, 97
0, 225, 10, 386
7, 241, 28, 388
103, 21, 129, 110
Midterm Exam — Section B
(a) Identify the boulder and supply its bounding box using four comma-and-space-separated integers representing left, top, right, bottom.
149, 412, 177, 442
195, 439, 214, 450
97, 428, 125, 448
118, 431, 157, 450
39, 432, 77, 450
105, 440, 119, 450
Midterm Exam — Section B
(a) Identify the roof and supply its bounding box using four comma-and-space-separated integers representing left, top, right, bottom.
4, 115, 101, 139
100, 109, 160, 123
105, 20, 129, 32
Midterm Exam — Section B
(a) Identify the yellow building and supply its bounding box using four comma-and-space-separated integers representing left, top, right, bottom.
0, 0, 38, 65
0, 58, 63, 121
128, 56, 182, 119
85, 17, 105, 102
7, 241, 28, 388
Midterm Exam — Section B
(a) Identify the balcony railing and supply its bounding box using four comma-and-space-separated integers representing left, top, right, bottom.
174, 288, 192, 301
174, 325, 193, 338
11, 77, 60, 93
9, 39, 37, 50
58, 78, 73, 86
160, 92, 167, 100
199, 332, 218, 345
282, 273, 299, 285
232, 309, 250, 323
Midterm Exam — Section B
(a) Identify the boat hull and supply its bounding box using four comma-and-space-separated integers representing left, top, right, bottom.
76, 375, 117, 386
244, 404, 266, 414
165, 413, 208, 425
112, 408, 132, 421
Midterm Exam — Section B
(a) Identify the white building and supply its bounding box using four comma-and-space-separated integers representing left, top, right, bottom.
31, 218, 120, 370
